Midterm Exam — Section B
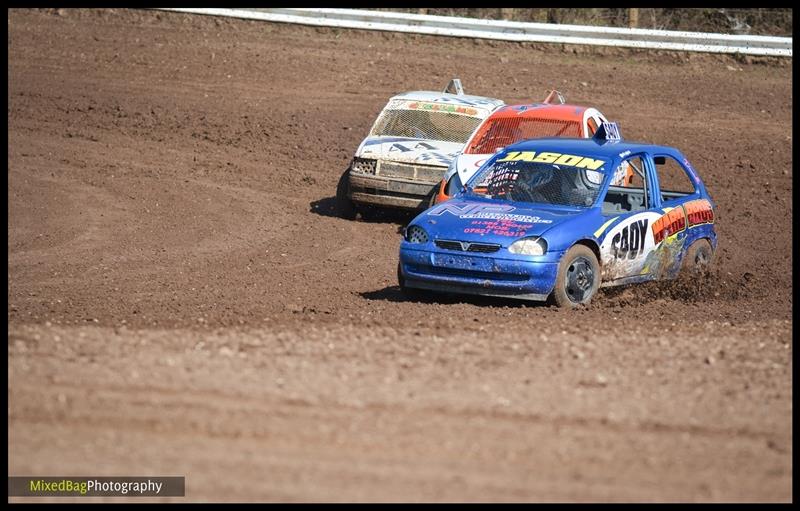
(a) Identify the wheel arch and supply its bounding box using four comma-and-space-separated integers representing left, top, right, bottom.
681, 235, 715, 261
573, 238, 602, 266
550, 238, 603, 308
682, 235, 715, 255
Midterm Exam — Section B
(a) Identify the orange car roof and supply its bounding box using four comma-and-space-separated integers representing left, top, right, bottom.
486, 103, 591, 122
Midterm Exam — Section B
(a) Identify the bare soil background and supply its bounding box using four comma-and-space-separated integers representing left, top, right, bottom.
8, 8, 793, 502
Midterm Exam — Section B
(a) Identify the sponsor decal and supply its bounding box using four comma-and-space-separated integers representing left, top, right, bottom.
418, 152, 456, 165
407, 101, 478, 116
682, 158, 703, 184
461, 212, 552, 223
599, 212, 659, 281
601, 199, 714, 280
652, 206, 686, 245
363, 137, 427, 147
463, 219, 529, 237
639, 236, 686, 279
611, 219, 649, 259
428, 202, 553, 224
433, 96, 500, 108
684, 199, 714, 226
651, 199, 713, 244
389, 141, 444, 153
641, 233, 685, 278
496, 151, 605, 170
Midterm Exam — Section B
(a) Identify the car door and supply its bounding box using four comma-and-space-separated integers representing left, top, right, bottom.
645, 152, 714, 278
597, 153, 666, 283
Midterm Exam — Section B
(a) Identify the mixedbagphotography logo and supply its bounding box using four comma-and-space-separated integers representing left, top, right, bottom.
8, 477, 185, 497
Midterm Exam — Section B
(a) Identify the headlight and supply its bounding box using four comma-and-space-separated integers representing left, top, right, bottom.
405, 225, 429, 244
508, 237, 547, 256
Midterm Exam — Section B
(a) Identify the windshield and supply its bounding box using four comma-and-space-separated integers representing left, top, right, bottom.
370, 104, 484, 143
466, 117, 583, 154
466, 152, 610, 208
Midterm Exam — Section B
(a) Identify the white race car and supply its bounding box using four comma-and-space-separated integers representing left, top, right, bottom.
336, 79, 504, 217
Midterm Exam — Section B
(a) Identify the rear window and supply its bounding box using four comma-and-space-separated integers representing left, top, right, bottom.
466, 117, 582, 154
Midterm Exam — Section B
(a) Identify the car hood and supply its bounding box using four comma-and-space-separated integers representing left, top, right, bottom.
356, 137, 463, 167
414, 198, 585, 245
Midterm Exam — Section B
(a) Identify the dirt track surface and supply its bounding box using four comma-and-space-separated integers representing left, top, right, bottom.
8, 9, 793, 502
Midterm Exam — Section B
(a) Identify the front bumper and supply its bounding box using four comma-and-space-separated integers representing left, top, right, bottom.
349, 173, 440, 210
399, 246, 560, 302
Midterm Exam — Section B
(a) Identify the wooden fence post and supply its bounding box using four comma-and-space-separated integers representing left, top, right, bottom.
629, 8, 639, 28
500, 8, 516, 21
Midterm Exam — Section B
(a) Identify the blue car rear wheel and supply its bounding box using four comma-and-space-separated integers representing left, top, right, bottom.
682, 238, 714, 276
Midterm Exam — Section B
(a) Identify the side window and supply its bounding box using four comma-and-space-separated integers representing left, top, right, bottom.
602, 155, 650, 215
654, 155, 696, 203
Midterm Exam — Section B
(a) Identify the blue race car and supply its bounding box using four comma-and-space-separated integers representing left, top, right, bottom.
398, 123, 717, 307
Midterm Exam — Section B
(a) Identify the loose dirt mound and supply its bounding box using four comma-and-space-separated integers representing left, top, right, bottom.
8, 8, 792, 502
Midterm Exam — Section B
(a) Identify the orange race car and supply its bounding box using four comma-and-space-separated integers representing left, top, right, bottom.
431, 91, 632, 205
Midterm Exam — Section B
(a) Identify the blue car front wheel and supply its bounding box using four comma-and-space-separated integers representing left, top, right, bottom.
551, 245, 601, 308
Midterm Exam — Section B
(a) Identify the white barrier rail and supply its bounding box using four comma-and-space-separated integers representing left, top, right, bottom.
155, 8, 792, 57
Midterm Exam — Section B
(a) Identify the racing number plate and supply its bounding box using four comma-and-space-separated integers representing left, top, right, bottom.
432, 253, 494, 272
